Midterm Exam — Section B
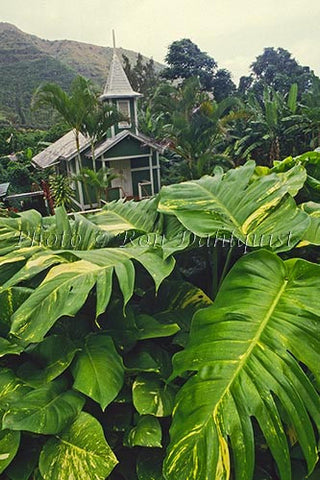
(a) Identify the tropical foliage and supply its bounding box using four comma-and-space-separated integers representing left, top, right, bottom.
0, 153, 320, 479
74, 167, 119, 207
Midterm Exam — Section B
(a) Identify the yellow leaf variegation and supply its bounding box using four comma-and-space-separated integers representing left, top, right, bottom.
87, 197, 160, 235
39, 412, 117, 480
164, 250, 320, 480
9, 246, 175, 344
158, 162, 309, 251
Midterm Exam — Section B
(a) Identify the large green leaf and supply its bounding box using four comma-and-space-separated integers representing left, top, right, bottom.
126, 415, 162, 448
0, 247, 45, 285
125, 341, 172, 379
9, 247, 175, 344
133, 374, 175, 417
0, 210, 42, 255
0, 430, 20, 474
72, 333, 124, 410
69, 213, 112, 250
158, 162, 309, 251
104, 304, 180, 352
164, 250, 320, 480
0, 338, 23, 358
128, 217, 191, 259
88, 198, 159, 235
0, 369, 31, 415
0, 206, 109, 254
143, 279, 212, 327
39, 412, 117, 480
273, 151, 320, 202
2, 379, 84, 434
1, 251, 69, 290
17, 335, 79, 386
298, 202, 320, 246
0, 287, 32, 336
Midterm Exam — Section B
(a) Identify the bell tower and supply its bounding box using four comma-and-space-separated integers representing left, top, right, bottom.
100, 31, 141, 136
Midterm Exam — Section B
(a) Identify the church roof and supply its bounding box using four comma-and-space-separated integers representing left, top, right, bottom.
32, 128, 164, 170
89, 130, 164, 159
100, 51, 142, 100
32, 130, 90, 169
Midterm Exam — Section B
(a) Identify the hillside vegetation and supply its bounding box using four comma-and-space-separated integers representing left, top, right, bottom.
0, 23, 162, 127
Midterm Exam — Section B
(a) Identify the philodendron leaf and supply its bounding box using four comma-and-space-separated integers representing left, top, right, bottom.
103, 304, 179, 352
298, 202, 320, 246
88, 197, 159, 236
0, 338, 23, 358
133, 374, 175, 417
143, 279, 212, 330
0, 430, 20, 474
39, 412, 118, 480
0, 209, 43, 255
135, 314, 180, 340
72, 333, 124, 410
9, 247, 175, 344
127, 415, 162, 448
125, 342, 172, 379
0, 369, 31, 416
164, 250, 320, 480
158, 162, 309, 251
0, 287, 33, 337
17, 335, 79, 387
2, 379, 84, 435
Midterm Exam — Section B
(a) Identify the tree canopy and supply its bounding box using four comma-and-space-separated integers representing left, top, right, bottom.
162, 38, 236, 100
239, 47, 315, 97
122, 53, 159, 98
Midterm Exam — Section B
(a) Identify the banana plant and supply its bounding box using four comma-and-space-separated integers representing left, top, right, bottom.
234, 85, 298, 165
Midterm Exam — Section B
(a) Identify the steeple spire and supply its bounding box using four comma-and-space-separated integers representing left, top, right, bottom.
100, 32, 141, 100
112, 29, 116, 50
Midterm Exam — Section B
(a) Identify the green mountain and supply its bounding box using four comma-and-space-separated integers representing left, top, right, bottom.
0, 23, 162, 127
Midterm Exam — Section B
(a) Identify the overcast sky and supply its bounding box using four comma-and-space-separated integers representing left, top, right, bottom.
2, 0, 320, 84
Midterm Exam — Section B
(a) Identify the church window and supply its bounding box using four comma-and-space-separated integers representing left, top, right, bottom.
117, 100, 131, 128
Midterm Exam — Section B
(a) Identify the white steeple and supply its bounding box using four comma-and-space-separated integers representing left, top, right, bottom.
100, 31, 141, 101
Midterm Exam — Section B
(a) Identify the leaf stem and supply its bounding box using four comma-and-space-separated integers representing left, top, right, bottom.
211, 245, 219, 299
218, 244, 235, 290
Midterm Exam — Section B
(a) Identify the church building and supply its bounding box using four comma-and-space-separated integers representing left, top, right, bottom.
32, 46, 163, 210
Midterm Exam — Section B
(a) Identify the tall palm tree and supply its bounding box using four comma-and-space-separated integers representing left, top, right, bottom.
32, 76, 124, 207
80, 103, 125, 169
32, 76, 96, 169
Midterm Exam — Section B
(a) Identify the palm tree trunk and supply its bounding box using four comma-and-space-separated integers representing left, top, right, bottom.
91, 141, 96, 172
75, 131, 83, 171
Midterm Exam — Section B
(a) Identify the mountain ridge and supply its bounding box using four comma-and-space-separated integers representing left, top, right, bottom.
0, 23, 162, 127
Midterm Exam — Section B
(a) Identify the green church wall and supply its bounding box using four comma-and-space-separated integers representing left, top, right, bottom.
130, 157, 149, 168
106, 137, 150, 158
152, 151, 157, 166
